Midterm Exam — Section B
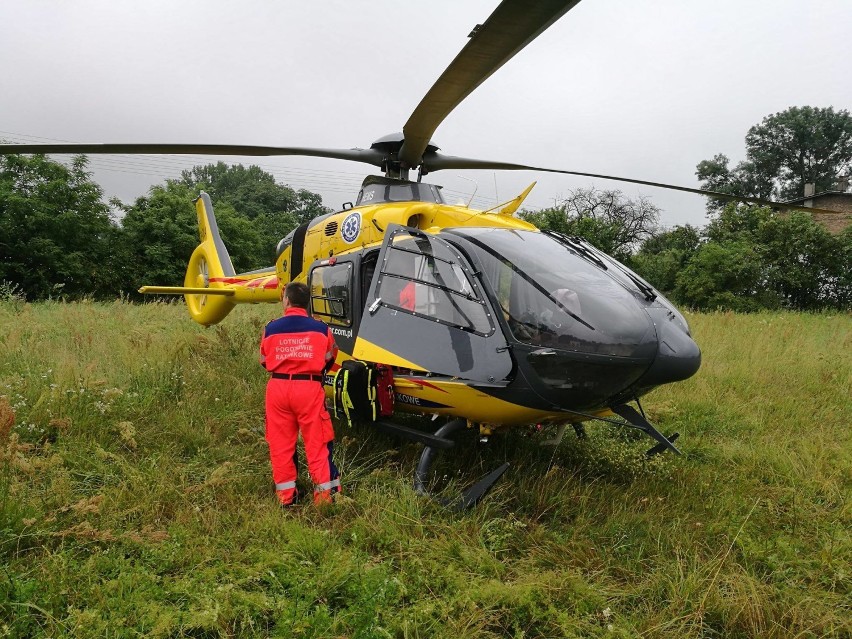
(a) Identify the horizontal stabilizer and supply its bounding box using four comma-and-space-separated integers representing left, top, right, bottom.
139, 286, 235, 296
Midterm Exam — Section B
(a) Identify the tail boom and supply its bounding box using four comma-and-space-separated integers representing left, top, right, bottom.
139, 192, 281, 325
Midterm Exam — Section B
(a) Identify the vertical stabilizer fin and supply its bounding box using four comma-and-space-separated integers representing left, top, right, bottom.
195, 192, 235, 276
183, 193, 237, 325
497, 181, 536, 216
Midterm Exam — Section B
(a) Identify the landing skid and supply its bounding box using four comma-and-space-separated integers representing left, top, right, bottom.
374, 418, 509, 509
612, 404, 681, 456
413, 418, 509, 510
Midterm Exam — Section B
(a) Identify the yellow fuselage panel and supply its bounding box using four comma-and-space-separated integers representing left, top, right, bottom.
275, 201, 538, 284
320, 373, 608, 427
225, 276, 281, 304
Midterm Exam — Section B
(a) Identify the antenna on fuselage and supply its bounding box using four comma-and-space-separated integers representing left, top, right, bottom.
456, 175, 479, 208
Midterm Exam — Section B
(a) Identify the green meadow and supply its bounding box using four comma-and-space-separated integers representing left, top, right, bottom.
1, 300, 849, 638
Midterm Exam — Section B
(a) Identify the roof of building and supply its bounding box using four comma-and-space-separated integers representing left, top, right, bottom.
785, 190, 852, 205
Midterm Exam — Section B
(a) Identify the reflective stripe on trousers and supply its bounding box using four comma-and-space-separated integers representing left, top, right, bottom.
315, 478, 341, 492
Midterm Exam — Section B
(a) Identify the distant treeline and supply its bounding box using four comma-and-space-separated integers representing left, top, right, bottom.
1, 153, 850, 311
521, 190, 851, 312
521, 105, 852, 312
0, 154, 329, 300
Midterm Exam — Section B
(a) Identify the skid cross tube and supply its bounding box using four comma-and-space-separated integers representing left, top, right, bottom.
373, 420, 456, 449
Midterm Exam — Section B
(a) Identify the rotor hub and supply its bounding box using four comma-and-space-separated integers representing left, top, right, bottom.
371, 133, 439, 178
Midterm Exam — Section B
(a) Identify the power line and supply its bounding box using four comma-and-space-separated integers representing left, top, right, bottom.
0, 129, 498, 208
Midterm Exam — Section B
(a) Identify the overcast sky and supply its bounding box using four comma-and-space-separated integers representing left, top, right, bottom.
2, 0, 850, 228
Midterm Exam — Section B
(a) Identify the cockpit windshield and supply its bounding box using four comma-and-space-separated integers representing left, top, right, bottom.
447, 228, 655, 357
575, 237, 691, 335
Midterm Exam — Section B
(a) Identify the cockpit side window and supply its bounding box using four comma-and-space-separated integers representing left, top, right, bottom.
310, 262, 353, 327
355, 181, 445, 206
373, 229, 493, 336
357, 185, 381, 205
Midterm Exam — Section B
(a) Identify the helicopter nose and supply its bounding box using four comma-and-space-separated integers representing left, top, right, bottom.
641, 307, 701, 386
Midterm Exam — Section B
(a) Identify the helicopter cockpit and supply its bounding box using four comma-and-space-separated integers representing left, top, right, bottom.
355, 176, 445, 207
357, 224, 700, 412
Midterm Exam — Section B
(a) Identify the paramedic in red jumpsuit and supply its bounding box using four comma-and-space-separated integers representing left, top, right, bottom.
260, 282, 340, 506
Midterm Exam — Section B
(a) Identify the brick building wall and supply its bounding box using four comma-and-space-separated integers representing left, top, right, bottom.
785, 192, 852, 234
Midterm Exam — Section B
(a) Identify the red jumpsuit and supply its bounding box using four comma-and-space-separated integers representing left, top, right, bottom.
260, 307, 339, 505
399, 281, 416, 311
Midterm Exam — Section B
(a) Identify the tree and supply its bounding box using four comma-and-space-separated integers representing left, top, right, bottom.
833, 227, 852, 309
119, 181, 265, 292
519, 187, 660, 261
701, 204, 846, 308
751, 211, 847, 310
655, 204, 852, 311
117, 183, 199, 290
747, 106, 852, 200
180, 163, 294, 220
697, 106, 852, 209
695, 154, 774, 210
0, 153, 119, 299
178, 162, 330, 264
704, 203, 771, 244
631, 225, 700, 295
673, 240, 778, 312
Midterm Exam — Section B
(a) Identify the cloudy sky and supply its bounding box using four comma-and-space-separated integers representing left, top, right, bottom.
2, 0, 850, 228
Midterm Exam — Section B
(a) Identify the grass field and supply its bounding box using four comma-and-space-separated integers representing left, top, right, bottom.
1, 300, 849, 638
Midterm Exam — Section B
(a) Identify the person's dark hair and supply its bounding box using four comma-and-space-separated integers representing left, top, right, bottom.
284, 282, 310, 309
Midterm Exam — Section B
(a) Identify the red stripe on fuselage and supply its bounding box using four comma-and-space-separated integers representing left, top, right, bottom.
397, 377, 449, 393
208, 276, 278, 289
209, 277, 247, 284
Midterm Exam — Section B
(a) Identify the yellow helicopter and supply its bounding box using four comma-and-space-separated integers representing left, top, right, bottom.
1, 0, 839, 505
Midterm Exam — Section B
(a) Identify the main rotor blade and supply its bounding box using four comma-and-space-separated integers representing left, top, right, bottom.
398, 0, 581, 169
0, 143, 385, 167
422, 153, 845, 216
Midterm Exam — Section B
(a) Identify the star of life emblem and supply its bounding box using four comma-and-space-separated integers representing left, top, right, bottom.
340, 212, 361, 244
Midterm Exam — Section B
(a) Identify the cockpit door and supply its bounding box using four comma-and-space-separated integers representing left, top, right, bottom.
352, 225, 513, 383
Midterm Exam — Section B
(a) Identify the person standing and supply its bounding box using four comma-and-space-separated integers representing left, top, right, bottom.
260, 282, 340, 506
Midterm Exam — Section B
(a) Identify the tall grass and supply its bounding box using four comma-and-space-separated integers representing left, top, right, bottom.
1, 300, 849, 638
